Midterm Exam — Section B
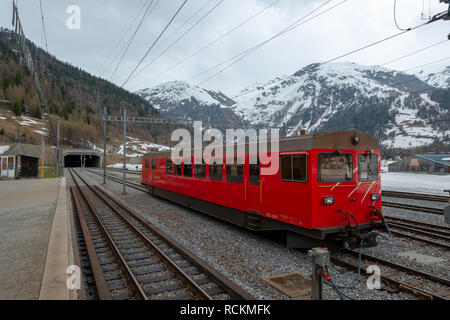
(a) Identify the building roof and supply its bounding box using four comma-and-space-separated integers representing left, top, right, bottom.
416, 154, 450, 167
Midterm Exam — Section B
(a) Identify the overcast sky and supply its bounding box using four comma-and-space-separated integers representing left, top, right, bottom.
1, 0, 449, 94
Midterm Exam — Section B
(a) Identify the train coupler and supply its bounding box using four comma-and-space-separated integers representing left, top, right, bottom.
346, 231, 377, 249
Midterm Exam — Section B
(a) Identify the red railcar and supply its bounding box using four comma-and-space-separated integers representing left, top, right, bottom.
142, 131, 384, 248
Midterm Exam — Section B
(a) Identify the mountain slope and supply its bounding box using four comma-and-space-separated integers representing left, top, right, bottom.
137, 81, 242, 126
416, 66, 450, 89
0, 27, 169, 147
231, 62, 449, 150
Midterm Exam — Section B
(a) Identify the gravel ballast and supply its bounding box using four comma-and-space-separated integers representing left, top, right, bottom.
79, 169, 449, 300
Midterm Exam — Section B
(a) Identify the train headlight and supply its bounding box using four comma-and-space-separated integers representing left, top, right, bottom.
323, 196, 334, 205
371, 193, 380, 201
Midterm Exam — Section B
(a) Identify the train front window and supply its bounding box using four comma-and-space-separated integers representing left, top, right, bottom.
280, 154, 307, 182
318, 153, 352, 182
358, 153, 378, 181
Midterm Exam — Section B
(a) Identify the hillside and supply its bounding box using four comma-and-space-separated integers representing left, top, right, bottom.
0, 27, 169, 147
138, 62, 449, 152
137, 81, 243, 129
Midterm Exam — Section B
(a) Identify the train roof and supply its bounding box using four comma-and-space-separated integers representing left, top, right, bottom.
143, 130, 379, 158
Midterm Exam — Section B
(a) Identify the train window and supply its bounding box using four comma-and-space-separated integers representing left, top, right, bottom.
184, 163, 193, 177
226, 158, 243, 183
318, 153, 352, 182
249, 157, 259, 185
195, 160, 206, 178
175, 162, 182, 176
358, 153, 378, 181
280, 154, 307, 182
145, 159, 149, 169
151, 159, 156, 169
209, 161, 223, 181
166, 159, 173, 174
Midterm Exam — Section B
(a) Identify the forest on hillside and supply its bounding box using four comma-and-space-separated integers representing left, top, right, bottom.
0, 27, 176, 147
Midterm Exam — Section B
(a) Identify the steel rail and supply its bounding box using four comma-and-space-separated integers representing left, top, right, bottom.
331, 254, 449, 300
382, 191, 450, 203
73, 170, 214, 300
385, 216, 450, 232
383, 228, 450, 250
92, 183, 255, 300
386, 221, 450, 240
81, 168, 254, 299
382, 201, 444, 215
70, 169, 149, 300
343, 249, 450, 287
70, 185, 112, 300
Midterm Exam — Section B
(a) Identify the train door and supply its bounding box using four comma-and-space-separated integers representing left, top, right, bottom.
246, 156, 261, 215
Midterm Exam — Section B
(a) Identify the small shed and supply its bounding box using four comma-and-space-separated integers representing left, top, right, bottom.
0, 156, 15, 178
388, 154, 450, 174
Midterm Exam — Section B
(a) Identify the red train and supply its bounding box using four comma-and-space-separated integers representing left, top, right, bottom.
142, 131, 384, 249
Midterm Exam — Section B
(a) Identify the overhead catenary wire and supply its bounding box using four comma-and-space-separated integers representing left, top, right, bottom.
96, 0, 149, 77
393, 0, 410, 31
128, 0, 225, 84
379, 38, 449, 66
187, 0, 341, 85
231, 15, 443, 99
129, 0, 282, 91
38, 0, 48, 52
402, 55, 450, 72
121, 0, 190, 88
109, 0, 158, 81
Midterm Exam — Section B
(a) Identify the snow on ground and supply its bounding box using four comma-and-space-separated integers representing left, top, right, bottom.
381, 172, 450, 195
17, 116, 41, 126
108, 163, 142, 171
0, 145, 9, 155
33, 129, 49, 136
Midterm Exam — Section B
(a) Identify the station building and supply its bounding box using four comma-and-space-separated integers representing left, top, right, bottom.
388, 154, 450, 174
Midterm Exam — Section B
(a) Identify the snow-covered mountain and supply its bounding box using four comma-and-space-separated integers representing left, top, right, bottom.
138, 63, 449, 150
416, 66, 450, 89
137, 81, 242, 126
231, 62, 449, 149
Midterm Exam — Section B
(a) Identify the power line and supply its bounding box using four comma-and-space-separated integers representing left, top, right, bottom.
96, 0, 149, 76
128, 0, 224, 84
393, 0, 410, 31
38, 0, 48, 52
379, 38, 449, 66
151, 0, 216, 54
402, 56, 450, 72
121, 0, 190, 88
232, 18, 444, 99
321, 22, 431, 66
186, 0, 340, 84
130, 0, 282, 91
110, 0, 158, 81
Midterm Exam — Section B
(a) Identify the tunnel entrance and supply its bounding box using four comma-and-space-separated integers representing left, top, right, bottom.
64, 154, 101, 168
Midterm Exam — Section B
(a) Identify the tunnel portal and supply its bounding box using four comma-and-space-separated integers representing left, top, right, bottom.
63, 149, 102, 168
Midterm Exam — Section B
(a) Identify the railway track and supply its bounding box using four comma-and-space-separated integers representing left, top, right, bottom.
86, 168, 148, 192
381, 216, 450, 250
332, 249, 450, 300
382, 201, 444, 215
382, 190, 450, 203
69, 168, 253, 300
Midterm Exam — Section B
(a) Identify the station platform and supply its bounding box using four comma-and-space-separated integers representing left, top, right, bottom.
0, 177, 76, 300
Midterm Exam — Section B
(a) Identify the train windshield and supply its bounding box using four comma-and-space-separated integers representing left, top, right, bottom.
358, 153, 378, 181
318, 153, 353, 182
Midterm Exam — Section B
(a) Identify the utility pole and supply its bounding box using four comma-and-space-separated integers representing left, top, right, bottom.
81, 139, 84, 172
122, 107, 127, 195
56, 117, 60, 177
103, 106, 107, 184
41, 105, 44, 179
